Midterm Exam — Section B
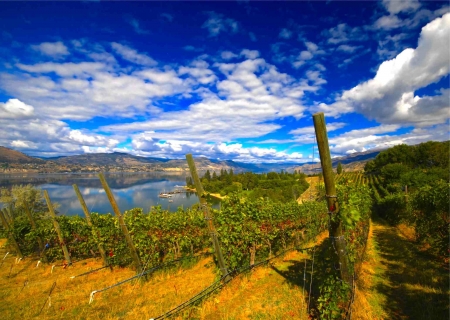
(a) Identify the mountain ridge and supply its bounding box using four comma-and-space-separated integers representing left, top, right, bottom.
0, 146, 381, 173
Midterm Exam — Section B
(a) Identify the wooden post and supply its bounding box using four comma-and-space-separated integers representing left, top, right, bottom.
0, 209, 23, 258
313, 112, 351, 284
98, 173, 142, 273
24, 202, 46, 261
72, 184, 109, 266
186, 154, 230, 280
43, 191, 72, 265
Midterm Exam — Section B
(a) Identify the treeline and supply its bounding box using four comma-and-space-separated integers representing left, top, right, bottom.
364, 141, 449, 262
187, 169, 309, 202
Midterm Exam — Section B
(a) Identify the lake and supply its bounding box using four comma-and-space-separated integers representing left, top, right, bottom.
0, 172, 219, 216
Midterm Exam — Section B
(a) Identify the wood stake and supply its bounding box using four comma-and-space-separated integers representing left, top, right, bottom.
0, 209, 23, 258
313, 112, 351, 284
43, 191, 72, 265
24, 202, 47, 262
98, 173, 142, 273
72, 184, 109, 266
186, 154, 230, 280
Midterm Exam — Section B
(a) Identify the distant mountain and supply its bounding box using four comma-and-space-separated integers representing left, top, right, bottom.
52, 152, 165, 166
0, 146, 382, 174
0, 146, 45, 164
288, 149, 381, 174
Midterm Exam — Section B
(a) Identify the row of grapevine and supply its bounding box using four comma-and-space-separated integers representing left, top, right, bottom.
1, 192, 330, 272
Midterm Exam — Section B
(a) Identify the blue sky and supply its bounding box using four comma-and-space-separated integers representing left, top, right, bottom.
0, 0, 448, 163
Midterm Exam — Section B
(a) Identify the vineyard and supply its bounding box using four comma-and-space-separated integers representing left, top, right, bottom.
1, 120, 448, 319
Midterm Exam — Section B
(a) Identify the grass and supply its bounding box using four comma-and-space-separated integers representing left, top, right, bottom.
351, 216, 449, 320
0, 233, 328, 320
1, 214, 447, 320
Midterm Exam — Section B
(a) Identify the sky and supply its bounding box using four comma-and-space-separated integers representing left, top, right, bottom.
0, 0, 448, 163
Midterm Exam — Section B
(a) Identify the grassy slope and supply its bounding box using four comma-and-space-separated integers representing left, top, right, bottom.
353, 217, 449, 320
0, 232, 327, 320
1, 202, 447, 319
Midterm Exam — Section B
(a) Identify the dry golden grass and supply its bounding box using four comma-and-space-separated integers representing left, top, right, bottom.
298, 176, 320, 204
0, 232, 330, 320
350, 220, 387, 320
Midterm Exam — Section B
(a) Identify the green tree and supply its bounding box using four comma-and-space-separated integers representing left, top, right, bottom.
204, 170, 211, 181
337, 162, 343, 174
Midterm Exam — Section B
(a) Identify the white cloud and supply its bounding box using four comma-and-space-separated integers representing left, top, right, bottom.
374, 14, 403, 30
279, 28, 292, 39
292, 41, 324, 69
221, 51, 238, 60
382, 0, 421, 15
127, 18, 149, 35
31, 41, 69, 57
329, 123, 448, 155
240, 49, 259, 59
111, 42, 157, 66
202, 12, 239, 37
289, 122, 346, 135
322, 24, 367, 44
0, 99, 34, 119
336, 44, 363, 53
101, 57, 317, 147
315, 13, 450, 125
161, 13, 174, 22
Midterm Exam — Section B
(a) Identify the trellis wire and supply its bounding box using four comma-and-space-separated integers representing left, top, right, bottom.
150, 244, 317, 320
89, 252, 213, 304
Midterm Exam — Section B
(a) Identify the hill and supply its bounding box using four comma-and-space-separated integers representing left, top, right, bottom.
0, 146, 381, 174
53, 152, 165, 166
0, 146, 45, 164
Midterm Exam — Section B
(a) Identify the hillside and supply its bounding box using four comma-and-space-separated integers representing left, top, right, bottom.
0, 146, 45, 164
0, 146, 381, 174
53, 152, 165, 166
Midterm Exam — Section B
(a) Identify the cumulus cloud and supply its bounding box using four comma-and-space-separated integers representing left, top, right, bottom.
101, 56, 317, 147
31, 41, 69, 57
0, 109, 120, 156
292, 41, 325, 69
202, 12, 239, 37
111, 42, 157, 66
279, 28, 292, 39
0, 99, 34, 119
322, 24, 367, 44
127, 18, 149, 35
329, 123, 448, 155
336, 44, 363, 53
289, 122, 346, 135
315, 13, 450, 126
382, 0, 421, 15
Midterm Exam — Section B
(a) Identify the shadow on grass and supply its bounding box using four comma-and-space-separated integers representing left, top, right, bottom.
270, 239, 343, 318
371, 217, 449, 320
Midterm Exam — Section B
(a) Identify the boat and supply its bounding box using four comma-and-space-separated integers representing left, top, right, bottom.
168, 199, 174, 203
159, 193, 172, 198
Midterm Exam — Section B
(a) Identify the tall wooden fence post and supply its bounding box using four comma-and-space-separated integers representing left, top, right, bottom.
98, 173, 142, 273
313, 112, 351, 284
185, 154, 230, 280
72, 184, 109, 266
43, 191, 72, 265
0, 208, 23, 258
24, 202, 47, 261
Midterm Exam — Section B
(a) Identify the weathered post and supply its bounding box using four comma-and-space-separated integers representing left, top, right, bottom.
43, 191, 72, 265
98, 173, 142, 273
0, 208, 23, 258
24, 202, 46, 261
313, 112, 351, 284
72, 184, 108, 266
185, 154, 230, 280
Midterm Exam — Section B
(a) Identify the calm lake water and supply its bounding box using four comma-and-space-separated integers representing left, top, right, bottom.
0, 172, 219, 216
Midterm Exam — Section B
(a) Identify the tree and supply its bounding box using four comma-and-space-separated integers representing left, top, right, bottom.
337, 162, 343, 174
204, 170, 211, 181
